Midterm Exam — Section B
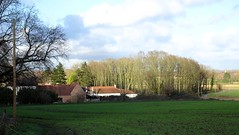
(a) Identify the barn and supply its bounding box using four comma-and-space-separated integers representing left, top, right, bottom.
38, 83, 85, 103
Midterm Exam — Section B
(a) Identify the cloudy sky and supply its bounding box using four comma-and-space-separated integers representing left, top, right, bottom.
23, 0, 239, 70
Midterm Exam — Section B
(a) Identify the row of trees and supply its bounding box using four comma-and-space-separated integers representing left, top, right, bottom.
45, 51, 214, 96
87, 51, 213, 96
0, 0, 67, 85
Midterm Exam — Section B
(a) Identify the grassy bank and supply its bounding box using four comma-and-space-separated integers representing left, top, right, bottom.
4, 100, 239, 135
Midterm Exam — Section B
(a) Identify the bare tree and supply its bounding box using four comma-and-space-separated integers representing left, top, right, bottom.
87, 50, 209, 96
0, 1, 67, 84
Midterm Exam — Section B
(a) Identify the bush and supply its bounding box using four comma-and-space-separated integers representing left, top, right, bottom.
17, 88, 38, 104
169, 91, 199, 100
38, 90, 58, 104
0, 87, 13, 105
17, 88, 58, 104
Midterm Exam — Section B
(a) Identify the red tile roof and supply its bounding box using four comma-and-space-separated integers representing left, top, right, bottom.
89, 86, 119, 94
88, 86, 136, 94
38, 83, 79, 96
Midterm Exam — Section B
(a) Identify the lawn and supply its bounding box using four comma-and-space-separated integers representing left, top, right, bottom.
209, 89, 239, 99
3, 100, 239, 135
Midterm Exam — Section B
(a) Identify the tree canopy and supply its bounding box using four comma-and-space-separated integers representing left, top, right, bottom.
87, 51, 213, 96
223, 71, 231, 83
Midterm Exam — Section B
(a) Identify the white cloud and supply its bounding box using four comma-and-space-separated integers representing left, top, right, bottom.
60, 0, 239, 70
183, 0, 220, 6
59, 58, 87, 69
190, 27, 239, 69
82, 0, 183, 27
202, 27, 239, 50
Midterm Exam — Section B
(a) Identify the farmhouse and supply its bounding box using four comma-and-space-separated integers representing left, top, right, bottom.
87, 86, 137, 98
38, 83, 85, 103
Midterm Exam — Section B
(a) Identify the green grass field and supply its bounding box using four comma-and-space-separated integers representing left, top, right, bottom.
3, 100, 239, 135
209, 89, 239, 99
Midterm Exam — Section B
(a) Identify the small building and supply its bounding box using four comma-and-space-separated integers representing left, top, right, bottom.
38, 83, 85, 103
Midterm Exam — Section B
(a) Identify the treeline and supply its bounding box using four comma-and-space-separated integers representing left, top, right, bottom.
39, 50, 214, 96
87, 51, 213, 96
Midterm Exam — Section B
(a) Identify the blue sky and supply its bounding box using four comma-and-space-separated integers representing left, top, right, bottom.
22, 0, 239, 70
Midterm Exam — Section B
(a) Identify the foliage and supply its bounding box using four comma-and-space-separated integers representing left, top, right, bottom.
0, 87, 13, 105
38, 89, 58, 104
17, 88, 58, 104
66, 72, 77, 85
210, 73, 215, 91
88, 51, 212, 96
51, 63, 66, 84
5, 101, 239, 135
40, 67, 52, 84
0, 0, 67, 84
213, 70, 239, 84
76, 62, 93, 87
223, 72, 231, 83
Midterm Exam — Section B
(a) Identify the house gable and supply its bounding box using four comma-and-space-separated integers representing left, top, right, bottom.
71, 84, 84, 95
70, 84, 86, 103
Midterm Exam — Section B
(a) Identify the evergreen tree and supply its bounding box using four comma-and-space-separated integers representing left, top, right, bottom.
51, 63, 66, 84
76, 62, 93, 87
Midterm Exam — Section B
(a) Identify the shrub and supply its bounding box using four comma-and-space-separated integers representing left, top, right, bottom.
17, 88, 38, 104
17, 88, 58, 104
0, 87, 13, 105
38, 90, 58, 104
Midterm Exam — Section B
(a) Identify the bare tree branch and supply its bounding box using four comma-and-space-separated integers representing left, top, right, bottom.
0, 0, 68, 84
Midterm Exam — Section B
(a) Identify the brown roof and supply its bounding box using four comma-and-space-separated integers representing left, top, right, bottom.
89, 86, 119, 94
89, 86, 136, 94
38, 83, 79, 96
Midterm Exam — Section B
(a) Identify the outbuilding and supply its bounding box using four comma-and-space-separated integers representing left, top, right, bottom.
38, 83, 85, 103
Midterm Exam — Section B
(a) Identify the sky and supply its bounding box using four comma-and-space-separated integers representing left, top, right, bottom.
22, 0, 239, 70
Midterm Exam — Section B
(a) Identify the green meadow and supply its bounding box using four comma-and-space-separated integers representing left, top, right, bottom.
3, 100, 239, 135
209, 89, 239, 99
